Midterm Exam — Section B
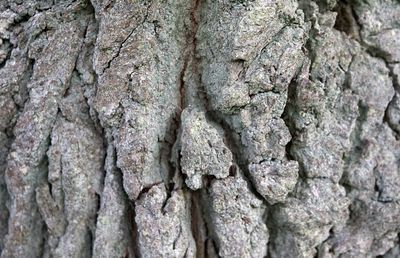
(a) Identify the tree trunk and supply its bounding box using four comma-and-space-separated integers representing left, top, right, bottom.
0, 0, 399, 257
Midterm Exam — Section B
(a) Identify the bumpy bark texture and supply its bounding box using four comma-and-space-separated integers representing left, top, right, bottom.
0, 0, 399, 257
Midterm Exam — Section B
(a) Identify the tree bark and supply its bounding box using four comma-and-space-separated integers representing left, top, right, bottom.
0, 0, 399, 257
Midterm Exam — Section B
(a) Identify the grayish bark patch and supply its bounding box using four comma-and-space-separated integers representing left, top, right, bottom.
0, 0, 399, 257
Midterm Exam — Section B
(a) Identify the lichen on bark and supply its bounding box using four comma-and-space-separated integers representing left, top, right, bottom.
0, 0, 399, 257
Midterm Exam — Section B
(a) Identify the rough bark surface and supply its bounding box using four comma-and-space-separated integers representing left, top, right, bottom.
0, 0, 399, 257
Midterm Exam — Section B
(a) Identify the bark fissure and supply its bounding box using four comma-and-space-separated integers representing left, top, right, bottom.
334, 0, 399, 139
101, 2, 152, 75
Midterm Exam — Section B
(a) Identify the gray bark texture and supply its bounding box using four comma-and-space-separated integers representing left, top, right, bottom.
0, 0, 399, 257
